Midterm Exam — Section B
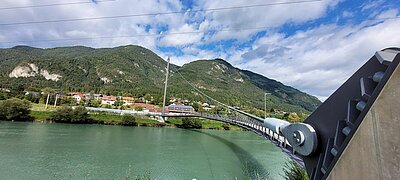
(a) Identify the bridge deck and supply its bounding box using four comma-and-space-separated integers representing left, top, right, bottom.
163, 113, 304, 166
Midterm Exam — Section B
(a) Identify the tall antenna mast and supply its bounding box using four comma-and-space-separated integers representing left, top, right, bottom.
162, 57, 170, 117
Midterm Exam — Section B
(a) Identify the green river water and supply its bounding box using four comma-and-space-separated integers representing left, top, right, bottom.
0, 121, 288, 180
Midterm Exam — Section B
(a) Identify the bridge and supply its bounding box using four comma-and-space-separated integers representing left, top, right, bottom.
87, 48, 400, 179
159, 48, 400, 180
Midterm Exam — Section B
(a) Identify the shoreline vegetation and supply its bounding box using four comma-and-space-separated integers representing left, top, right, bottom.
1, 98, 243, 131
32, 110, 243, 131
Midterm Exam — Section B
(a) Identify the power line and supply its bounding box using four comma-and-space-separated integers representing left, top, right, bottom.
175, 68, 265, 121
0, 25, 272, 44
1, 16, 398, 44
0, 0, 116, 10
0, 0, 323, 26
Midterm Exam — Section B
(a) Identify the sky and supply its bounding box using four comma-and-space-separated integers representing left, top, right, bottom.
0, 0, 399, 101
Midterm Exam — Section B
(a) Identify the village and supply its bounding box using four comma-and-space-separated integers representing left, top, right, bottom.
24, 91, 218, 115
18, 89, 305, 123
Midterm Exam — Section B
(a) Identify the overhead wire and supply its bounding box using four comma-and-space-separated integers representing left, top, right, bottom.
175, 69, 265, 121
0, 0, 117, 10
0, 25, 272, 44
1, 15, 398, 44
0, 0, 323, 26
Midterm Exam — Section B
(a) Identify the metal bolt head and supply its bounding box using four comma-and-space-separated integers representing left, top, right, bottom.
292, 130, 305, 146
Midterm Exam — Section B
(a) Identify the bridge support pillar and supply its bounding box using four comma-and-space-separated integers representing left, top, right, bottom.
327, 60, 400, 180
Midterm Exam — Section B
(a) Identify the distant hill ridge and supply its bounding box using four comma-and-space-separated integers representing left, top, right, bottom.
0, 45, 321, 112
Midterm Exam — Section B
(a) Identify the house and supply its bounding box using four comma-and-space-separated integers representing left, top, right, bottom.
93, 94, 103, 100
68, 92, 85, 103
122, 97, 135, 105
25, 91, 41, 96
202, 103, 212, 111
133, 103, 157, 112
168, 104, 195, 113
101, 95, 117, 105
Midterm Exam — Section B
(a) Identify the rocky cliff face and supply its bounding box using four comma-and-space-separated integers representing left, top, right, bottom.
9, 63, 62, 81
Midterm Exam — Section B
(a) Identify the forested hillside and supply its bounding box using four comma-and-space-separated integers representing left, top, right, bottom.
0, 45, 320, 113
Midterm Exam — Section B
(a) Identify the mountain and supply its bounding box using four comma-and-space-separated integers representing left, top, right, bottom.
168, 59, 321, 112
0, 45, 177, 96
0, 45, 321, 112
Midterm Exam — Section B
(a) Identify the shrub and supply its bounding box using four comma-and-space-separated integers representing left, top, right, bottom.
0, 98, 33, 121
282, 161, 309, 180
121, 114, 137, 126
101, 104, 112, 109
49, 106, 93, 124
182, 118, 202, 129
71, 106, 93, 124
222, 123, 230, 130
0, 92, 6, 100
49, 106, 74, 123
134, 106, 144, 111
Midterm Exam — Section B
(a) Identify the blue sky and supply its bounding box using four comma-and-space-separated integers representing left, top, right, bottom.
0, 0, 399, 100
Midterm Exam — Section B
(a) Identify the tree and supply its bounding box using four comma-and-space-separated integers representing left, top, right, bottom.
287, 113, 301, 123
89, 99, 102, 107
49, 106, 74, 123
71, 106, 93, 124
181, 118, 202, 129
0, 92, 6, 100
114, 98, 124, 107
0, 98, 33, 121
49, 106, 93, 124
121, 114, 137, 126
60, 97, 77, 106
191, 102, 201, 112
134, 106, 144, 111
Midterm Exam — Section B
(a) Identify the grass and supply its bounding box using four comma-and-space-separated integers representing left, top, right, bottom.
31, 103, 59, 112
31, 111, 52, 121
166, 118, 243, 131
89, 113, 122, 122
29, 103, 243, 131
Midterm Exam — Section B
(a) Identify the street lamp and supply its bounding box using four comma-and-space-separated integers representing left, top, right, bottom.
265, 93, 271, 119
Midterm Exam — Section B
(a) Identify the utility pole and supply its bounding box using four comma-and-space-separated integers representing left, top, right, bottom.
54, 94, 58, 108
45, 94, 50, 110
265, 93, 271, 119
162, 57, 170, 117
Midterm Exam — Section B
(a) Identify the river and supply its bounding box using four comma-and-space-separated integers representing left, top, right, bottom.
0, 121, 288, 179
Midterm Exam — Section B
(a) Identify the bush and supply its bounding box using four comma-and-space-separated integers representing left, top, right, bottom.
282, 161, 309, 180
72, 106, 93, 124
222, 123, 230, 130
0, 92, 6, 100
0, 98, 33, 121
49, 106, 93, 124
134, 106, 144, 111
49, 106, 74, 123
182, 118, 202, 129
101, 104, 112, 109
121, 114, 137, 126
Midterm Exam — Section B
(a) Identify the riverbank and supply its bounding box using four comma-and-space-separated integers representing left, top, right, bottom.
30, 110, 244, 131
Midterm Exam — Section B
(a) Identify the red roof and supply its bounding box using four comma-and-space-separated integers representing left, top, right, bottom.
102, 96, 117, 101
133, 103, 156, 110
122, 97, 135, 101
68, 92, 85, 98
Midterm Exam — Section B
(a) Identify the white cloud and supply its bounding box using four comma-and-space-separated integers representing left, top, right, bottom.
0, 0, 398, 102
236, 16, 400, 100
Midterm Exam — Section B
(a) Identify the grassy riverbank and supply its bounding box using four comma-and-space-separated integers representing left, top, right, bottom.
30, 110, 243, 131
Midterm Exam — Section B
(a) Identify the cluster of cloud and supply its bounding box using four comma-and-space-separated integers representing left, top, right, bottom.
0, 0, 399, 100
